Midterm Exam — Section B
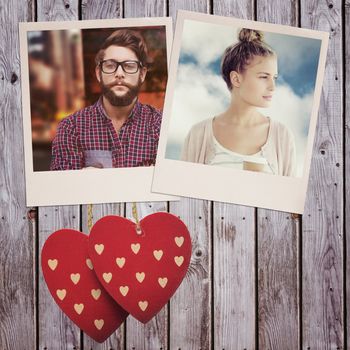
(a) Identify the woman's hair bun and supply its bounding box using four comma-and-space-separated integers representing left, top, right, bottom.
238, 28, 264, 43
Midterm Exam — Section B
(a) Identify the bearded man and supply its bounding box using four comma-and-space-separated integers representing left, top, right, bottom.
50, 29, 162, 170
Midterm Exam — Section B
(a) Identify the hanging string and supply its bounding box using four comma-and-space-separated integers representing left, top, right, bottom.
87, 203, 93, 232
132, 202, 142, 235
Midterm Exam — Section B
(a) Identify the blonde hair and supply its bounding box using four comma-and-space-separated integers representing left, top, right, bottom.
221, 28, 275, 90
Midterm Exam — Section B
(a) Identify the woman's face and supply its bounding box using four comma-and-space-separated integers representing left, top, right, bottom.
232, 54, 278, 108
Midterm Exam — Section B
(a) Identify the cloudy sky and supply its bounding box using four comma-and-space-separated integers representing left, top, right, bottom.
165, 19, 322, 177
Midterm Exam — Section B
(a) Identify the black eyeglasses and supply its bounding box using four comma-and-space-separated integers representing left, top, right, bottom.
99, 59, 142, 74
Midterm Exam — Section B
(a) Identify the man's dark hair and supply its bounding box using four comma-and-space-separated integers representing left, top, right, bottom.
95, 29, 149, 67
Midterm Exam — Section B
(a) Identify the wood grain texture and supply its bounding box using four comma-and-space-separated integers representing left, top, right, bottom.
345, 0, 350, 346
36, 1, 82, 349
212, 2, 256, 349
81, 203, 125, 350
168, 198, 212, 350
300, 0, 344, 349
79, 0, 125, 347
122, 2, 169, 349
0, 0, 35, 349
125, 202, 168, 350
38, 206, 81, 350
256, 1, 300, 349
36, 0, 79, 21
124, 0, 166, 17
81, 0, 121, 19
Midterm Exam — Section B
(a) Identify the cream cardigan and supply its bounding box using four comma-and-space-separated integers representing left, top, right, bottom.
180, 117, 297, 177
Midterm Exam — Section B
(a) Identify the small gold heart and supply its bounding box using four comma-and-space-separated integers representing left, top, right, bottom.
91, 289, 101, 300
86, 259, 93, 270
136, 272, 145, 283
174, 256, 184, 267
48, 259, 58, 271
94, 319, 104, 330
74, 303, 84, 315
138, 301, 148, 311
131, 243, 141, 254
119, 286, 129, 296
103, 272, 112, 283
95, 244, 104, 255
158, 277, 168, 288
175, 236, 184, 247
153, 250, 163, 261
70, 273, 80, 284
116, 257, 125, 268
56, 289, 66, 300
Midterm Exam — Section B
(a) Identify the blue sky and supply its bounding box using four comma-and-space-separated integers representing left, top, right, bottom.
165, 19, 322, 177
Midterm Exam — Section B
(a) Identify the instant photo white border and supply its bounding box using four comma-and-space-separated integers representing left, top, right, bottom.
19, 17, 177, 206
152, 11, 329, 214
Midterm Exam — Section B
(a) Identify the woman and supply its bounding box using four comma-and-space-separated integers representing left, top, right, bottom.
181, 28, 296, 177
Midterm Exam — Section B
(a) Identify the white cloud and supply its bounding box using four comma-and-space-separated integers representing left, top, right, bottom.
166, 63, 313, 178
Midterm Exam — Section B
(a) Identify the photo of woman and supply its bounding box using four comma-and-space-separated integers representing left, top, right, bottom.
180, 28, 296, 176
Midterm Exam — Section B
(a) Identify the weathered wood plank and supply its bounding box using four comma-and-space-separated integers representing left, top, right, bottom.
167, 3, 212, 350
38, 207, 81, 350
36, 1, 82, 349
345, 0, 350, 346
121, 3, 169, 349
168, 198, 212, 350
81, 203, 125, 350
0, 1, 36, 348
300, 0, 344, 348
256, 1, 300, 349
212, 2, 256, 349
81, 0, 122, 19
79, 1, 125, 348
124, 202, 168, 350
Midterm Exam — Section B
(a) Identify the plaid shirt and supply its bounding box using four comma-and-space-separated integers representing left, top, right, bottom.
50, 98, 162, 170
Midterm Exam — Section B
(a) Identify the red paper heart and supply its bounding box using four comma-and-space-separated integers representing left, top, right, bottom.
41, 229, 128, 343
88, 213, 192, 323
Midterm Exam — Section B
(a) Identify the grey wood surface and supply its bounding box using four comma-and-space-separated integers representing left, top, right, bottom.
256, 1, 300, 349
300, 0, 344, 349
0, 0, 347, 349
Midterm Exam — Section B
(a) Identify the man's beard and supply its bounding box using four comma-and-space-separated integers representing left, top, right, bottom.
100, 78, 142, 107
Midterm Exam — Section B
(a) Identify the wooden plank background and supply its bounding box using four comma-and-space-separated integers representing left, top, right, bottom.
0, 0, 346, 349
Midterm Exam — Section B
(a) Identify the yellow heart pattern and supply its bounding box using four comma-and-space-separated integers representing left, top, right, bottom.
153, 250, 163, 261
94, 319, 104, 330
74, 303, 84, 315
175, 236, 184, 247
119, 286, 129, 296
86, 258, 93, 270
158, 277, 168, 288
138, 301, 148, 311
131, 243, 140, 254
95, 244, 104, 255
70, 273, 80, 284
56, 289, 66, 300
91, 289, 101, 300
48, 259, 58, 271
116, 257, 125, 268
103, 272, 112, 283
136, 272, 145, 283
174, 256, 184, 267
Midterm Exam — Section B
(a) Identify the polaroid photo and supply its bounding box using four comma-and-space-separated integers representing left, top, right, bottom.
152, 10, 329, 213
19, 17, 176, 206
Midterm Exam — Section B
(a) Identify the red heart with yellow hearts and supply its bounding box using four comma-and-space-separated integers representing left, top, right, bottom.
88, 213, 192, 323
41, 229, 128, 343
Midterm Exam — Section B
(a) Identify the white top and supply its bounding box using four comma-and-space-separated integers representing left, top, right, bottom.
209, 135, 273, 173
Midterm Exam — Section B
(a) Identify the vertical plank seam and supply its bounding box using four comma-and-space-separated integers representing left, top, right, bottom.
35, 207, 39, 350
342, 0, 348, 347
296, 3, 302, 349
254, 207, 258, 350
210, 201, 214, 350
